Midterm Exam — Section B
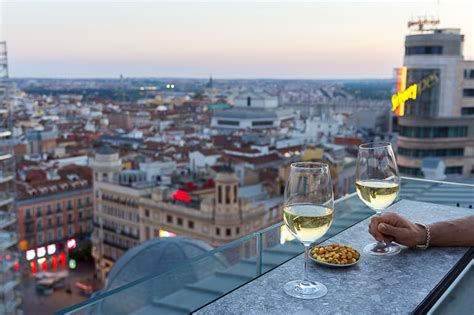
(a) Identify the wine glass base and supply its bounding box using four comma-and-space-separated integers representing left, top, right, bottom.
363, 242, 401, 256
283, 279, 327, 299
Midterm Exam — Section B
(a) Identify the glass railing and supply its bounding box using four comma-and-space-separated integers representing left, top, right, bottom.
58, 177, 474, 315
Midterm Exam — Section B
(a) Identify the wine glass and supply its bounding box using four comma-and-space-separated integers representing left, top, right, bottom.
355, 142, 401, 256
283, 162, 334, 299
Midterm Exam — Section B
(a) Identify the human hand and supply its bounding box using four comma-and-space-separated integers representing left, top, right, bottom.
368, 212, 426, 247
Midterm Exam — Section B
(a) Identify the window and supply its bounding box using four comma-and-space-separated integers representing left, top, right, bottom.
463, 89, 474, 97
398, 147, 464, 158
56, 202, 62, 212
252, 121, 273, 127
167, 215, 173, 223
188, 221, 194, 229
177, 217, 183, 226
25, 208, 31, 218
405, 46, 443, 55
145, 209, 150, 217
36, 207, 42, 217
57, 216, 62, 225
226, 228, 231, 236
404, 69, 440, 117
78, 198, 83, 208
225, 185, 231, 204
57, 228, 63, 239
37, 218, 43, 229
67, 200, 73, 210
236, 227, 240, 235
234, 185, 238, 203
37, 233, 43, 244
46, 204, 52, 214
48, 218, 52, 227
218, 120, 239, 126
218, 186, 222, 203
68, 213, 73, 223
398, 126, 467, 138
247, 96, 251, 106
464, 69, 474, 79
461, 107, 474, 116
103, 173, 109, 181
86, 196, 91, 205
445, 166, 463, 175
68, 226, 75, 236
398, 166, 423, 176
216, 227, 220, 236
48, 230, 54, 242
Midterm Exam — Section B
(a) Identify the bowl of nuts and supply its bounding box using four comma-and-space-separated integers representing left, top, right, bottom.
310, 244, 361, 268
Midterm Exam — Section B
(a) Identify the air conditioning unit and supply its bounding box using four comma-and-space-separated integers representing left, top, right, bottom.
421, 157, 446, 180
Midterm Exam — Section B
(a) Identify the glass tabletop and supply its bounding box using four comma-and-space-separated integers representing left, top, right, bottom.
58, 177, 474, 314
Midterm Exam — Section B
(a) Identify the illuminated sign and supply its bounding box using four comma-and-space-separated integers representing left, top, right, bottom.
392, 68, 439, 117
26, 250, 36, 261
67, 238, 77, 250
47, 244, 56, 255
37, 247, 46, 258
159, 229, 177, 238
392, 84, 417, 116
172, 190, 191, 203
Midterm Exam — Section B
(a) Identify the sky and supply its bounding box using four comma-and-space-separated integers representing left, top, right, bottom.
0, 0, 473, 79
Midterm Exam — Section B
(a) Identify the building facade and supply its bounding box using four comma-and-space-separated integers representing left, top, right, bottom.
0, 40, 22, 314
91, 148, 283, 282
16, 165, 94, 274
396, 27, 474, 177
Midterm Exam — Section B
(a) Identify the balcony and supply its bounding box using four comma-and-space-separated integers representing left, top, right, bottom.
0, 193, 14, 208
59, 177, 474, 314
0, 171, 13, 185
0, 232, 17, 252
0, 214, 16, 230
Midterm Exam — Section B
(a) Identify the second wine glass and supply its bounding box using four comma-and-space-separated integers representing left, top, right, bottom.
283, 162, 334, 299
355, 142, 401, 256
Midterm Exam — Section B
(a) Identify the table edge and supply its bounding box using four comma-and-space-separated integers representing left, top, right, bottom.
413, 247, 474, 315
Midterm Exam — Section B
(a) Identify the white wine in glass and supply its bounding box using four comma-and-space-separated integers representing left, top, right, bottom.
283, 162, 334, 299
356, 142, 401, 256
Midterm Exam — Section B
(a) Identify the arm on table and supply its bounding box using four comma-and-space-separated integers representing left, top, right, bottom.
368, 213, 474, 247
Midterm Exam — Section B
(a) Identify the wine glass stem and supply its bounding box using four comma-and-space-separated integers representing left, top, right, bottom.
303, 244, 310, 283
376, 211, 386, 247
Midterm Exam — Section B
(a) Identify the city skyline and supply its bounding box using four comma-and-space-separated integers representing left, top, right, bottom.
1, 1, 474, 79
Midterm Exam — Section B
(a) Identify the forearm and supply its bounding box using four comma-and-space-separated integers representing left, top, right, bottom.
429, 215, 474, 247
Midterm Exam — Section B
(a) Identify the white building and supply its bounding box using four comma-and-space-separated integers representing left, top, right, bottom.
234, 91, 278, 109
211, 91, 295, 130
189, 149, 221, 172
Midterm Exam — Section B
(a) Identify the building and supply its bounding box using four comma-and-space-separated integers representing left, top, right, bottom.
91, 148, 282, 282
0, 40, 22, 314
16, 164, 94, 274
395, 22, 474, 177
211, 91, 295, 130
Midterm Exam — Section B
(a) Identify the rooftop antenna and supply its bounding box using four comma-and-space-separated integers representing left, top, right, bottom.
408, 15, 440, 33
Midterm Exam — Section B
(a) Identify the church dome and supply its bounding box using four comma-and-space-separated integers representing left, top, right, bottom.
92, 237, 227, 314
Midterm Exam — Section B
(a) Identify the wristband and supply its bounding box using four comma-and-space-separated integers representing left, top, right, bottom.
415, 223, 431, 250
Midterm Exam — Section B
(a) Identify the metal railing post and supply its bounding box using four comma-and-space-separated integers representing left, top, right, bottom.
256, 232, 262, 277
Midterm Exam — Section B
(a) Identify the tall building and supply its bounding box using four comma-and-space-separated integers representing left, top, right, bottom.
0, 40, 22, 314
91, 148, 282, 282
394, 21, 474, 177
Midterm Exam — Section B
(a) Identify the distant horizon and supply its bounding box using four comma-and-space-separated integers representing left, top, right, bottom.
1, 1, 473, 78
9, 75, 396, 81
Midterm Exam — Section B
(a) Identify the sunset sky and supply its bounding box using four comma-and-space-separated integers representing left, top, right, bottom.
1, 0, 473, 79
